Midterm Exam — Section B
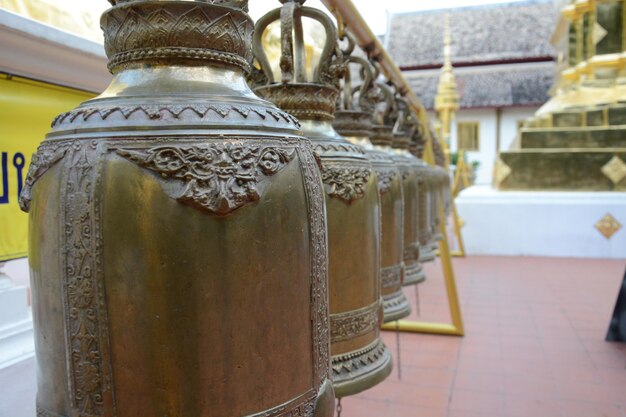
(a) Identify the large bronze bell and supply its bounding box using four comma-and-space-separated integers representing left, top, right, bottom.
19, 1, 335, 416
332, 45, 410, 323
252, 1, 391, 398
391, 99, 429, 286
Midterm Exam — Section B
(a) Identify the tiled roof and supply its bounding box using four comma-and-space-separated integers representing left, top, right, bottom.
406, 63, 555, 109
385, 0, 558, 68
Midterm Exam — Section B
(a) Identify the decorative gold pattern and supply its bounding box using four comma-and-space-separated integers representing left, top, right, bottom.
102, 3, 254, 72
330, 301, 379, 343
494, 157, 512, 185
595, 213, 622, 239
117, 142, 295, 214
375, 168, 398, 195
255, 84, 340, 122
381, 264, 403, 289
19, 141, 71, 212
61, 140, 112, 417
331, 338, 390, 378
601, 156, 626, 185
320, 163, 371, 203
296, 141, 331, 387
253, 390, 316, 417
593, 21, 608, 45
52, 104, 300, 128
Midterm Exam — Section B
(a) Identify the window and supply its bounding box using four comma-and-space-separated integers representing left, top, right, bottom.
457, 122, 480, 151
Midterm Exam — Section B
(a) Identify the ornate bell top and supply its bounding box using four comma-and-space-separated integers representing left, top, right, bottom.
333, 33, 380, 139
102, 0, 253, 74
252, 0, 346, 121
409, 120, 425, 156
47, 0, 300, 139
370, 77, 396, 148
391, 97, 412, 150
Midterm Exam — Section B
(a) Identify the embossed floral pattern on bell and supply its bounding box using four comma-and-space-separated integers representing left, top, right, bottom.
252, 1, 390, 399
21, 1, 334, 416
117, 143, 295, 214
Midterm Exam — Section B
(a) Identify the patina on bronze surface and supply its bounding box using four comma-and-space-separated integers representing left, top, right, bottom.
252, 1, 391, 398
333, 47, 410, 323
20, 1, 334, 416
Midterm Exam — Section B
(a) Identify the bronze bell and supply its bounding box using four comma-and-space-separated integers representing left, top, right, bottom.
332, 44, 410, 323
19, 1, 334, 416
391, 98, 429, 286
252, 1, 391, 398
412, 130, 450, 260
409, 122, 438, 263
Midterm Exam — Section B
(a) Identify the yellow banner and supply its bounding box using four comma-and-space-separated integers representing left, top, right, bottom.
0, 75, 94, 261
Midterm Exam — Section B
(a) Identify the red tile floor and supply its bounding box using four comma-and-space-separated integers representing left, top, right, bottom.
343, 256, 626, 417
1, 256, 625, 417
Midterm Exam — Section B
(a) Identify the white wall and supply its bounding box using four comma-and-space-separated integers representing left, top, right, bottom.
457, 186, 626, 259
499, 106, 538, 151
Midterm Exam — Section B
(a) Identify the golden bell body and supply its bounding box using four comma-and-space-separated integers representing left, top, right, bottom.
256, 84, 392, 398
19, 1, 334, 416
252, 3, 391, 398
392, 134, 427, 286
413, 143, 437, 264
335, 112, 411, 323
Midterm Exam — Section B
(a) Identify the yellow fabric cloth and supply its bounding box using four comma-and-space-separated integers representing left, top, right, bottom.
0, 75, 94, 261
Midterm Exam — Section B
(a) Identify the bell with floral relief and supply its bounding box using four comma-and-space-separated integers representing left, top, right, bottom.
19, 0, 335, 416
332, 41, 411, 323
252, 1, 392, 398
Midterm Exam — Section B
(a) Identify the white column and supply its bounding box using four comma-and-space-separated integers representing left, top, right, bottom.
0, 260, 34, 369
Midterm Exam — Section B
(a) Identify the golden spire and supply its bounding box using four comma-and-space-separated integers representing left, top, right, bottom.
435, 13, 459, 115
435, 12, 459, 154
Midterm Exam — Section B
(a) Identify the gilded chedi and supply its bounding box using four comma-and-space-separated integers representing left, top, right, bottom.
252, 1, 391, 398
333, 45, 410, 323
19, 1, 334, 416
498, 0, 626, 191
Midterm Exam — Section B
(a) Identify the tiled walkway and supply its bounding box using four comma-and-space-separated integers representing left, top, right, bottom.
345, 256, 626, 417
1, 256, 625, 417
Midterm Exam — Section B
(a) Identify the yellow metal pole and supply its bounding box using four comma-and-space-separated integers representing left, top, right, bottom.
382, 193, 464, 336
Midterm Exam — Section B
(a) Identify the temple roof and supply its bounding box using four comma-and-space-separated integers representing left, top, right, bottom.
385, 0, 558, 69
406, 62, 555, 109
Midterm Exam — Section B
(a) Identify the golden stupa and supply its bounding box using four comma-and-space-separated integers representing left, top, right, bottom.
496, 0, 626, 191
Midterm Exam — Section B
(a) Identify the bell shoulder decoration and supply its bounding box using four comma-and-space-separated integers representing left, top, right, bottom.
20, 1, 334, 416
333, 41, 410, 323
252, 2, 391, 399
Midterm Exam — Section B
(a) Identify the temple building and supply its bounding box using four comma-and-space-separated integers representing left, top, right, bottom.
385, 0, 558, 184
